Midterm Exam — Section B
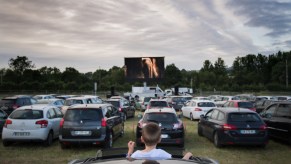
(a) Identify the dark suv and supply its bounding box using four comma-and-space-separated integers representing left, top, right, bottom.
0, 96, 35, 115
260, 102, 291, 144
59, 104, 124, 149
106, 98, 135, 121
198, 107, 268, 148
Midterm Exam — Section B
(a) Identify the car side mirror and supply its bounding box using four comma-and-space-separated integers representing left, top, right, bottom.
200, 114, 205, 119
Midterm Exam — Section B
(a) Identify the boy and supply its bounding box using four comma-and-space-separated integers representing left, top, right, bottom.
127, 122, 192, 160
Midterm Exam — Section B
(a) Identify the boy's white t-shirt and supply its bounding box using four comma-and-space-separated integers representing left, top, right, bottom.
131, 148, 172, 160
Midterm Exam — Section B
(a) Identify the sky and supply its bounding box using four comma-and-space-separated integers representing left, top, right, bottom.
0, 0, 291, 73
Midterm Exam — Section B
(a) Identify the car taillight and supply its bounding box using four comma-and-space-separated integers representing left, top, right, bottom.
60, 118, 64, 128
223, 124, 237, 130
118, 108, 122, 112
260, 124, 267, 130
195, 108, 202, 111
4, 119, 12, 128
36, 120, 48, 128
173, 121, 183, 129
12, 104, 19, 110
101, 118, 107, 127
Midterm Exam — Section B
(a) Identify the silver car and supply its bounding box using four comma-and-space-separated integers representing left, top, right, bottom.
2, 104, 63, 146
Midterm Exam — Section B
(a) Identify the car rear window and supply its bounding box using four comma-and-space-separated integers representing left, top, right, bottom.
197, 102, 215, 107
228, 113, 261, 122
172, 97, 182, 102
0, 99, 17, 106
64, 109, 102, 121
106, 101, 120, 108
150, 101, 168, 107
238, 102, 254, 108
9, 109, 43, 119
143, 113, 178, 123
64, 99, 84, 106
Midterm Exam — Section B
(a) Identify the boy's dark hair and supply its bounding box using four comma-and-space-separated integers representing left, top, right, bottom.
142, 122, 161, 146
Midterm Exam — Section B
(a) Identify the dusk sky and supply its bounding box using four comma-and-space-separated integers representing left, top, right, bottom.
0, 0, 291, 73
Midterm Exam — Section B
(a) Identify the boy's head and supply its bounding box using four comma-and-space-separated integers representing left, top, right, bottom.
141, 122, 161, 146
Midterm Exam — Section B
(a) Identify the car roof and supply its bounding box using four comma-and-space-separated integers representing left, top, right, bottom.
36, 98, 62, 103
106, 99, 120, 102
190, 100, 214, 103
149, 99, 167, 102
215, 107, 256, 114
144, 107, 176, 114
66, 97, 88, 100
2, 95, 31, 99
227, 100, 251, 102
17, 104, 54, 110
68, 103, 110, 109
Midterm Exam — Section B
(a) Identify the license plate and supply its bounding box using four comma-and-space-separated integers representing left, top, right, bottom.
240, 130, 256, 134
74, 131, 91, 136
161, 134, 168, 138
13, 132, 30, 136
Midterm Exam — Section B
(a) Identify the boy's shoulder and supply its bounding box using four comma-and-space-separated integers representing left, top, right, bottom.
131, 148, 171, 160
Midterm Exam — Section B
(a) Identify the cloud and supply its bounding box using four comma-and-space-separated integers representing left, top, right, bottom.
0, 0, 290, 72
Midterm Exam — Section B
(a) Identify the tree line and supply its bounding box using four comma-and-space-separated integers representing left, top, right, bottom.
0, 50, 291, 93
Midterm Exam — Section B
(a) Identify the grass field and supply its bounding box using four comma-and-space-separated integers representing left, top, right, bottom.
1, 111, 291, 164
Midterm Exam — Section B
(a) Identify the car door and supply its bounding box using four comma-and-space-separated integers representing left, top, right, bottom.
105, 106, 119, 137
123, 100, 131, 117
270, 104, 291, 140
260, 104, 278, 137
111, 106, 123, 135
201, 109, 214, 139
47, 108, 59, 139
204, 109, 219, 139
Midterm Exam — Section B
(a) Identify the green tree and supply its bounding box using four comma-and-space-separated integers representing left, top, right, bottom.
8, 56, 35, 74
164, 64, 182, 87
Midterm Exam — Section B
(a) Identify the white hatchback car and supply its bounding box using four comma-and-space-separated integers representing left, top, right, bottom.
181, 100, 216, 120
2, 104, 63, 146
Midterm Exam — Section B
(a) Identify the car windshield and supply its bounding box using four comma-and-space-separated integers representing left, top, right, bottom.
172, 97, 183, 102
197, 102, 215, 107
228, 113, 261, 122
106, 101, 120, 108
150, 101, 168, 107
238, 102, 254, 108
64, 109, 102, 121
9, 109, 43, 119
143, 113, 178, 123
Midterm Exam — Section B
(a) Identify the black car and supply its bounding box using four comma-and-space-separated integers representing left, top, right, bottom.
260, 102, 291, 144
136, 108, 184, 147
0, 96, 35, 115
198, 107, 268, 148
255, 100, 278, 113
59, 104, 124, 149
106, 98, 135, 121
0, 109, 8, 135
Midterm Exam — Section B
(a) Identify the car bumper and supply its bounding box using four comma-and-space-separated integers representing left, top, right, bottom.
219, 131, 268, 145
59, 134, 106, 144
2, 128, 49, 141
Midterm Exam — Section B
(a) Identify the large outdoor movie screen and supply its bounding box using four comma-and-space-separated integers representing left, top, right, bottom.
124, 57, 164, 82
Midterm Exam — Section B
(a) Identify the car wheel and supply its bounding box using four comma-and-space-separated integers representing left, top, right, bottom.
104, 132, 113, 148
3, 140, 13, 147
44, 131, 53, 146
190, 113, 194, 121
213, 132, 222, 148
198, 126, 203, 136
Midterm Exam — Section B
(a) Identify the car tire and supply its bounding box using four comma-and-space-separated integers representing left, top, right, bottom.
198, 126, 203, 136
213, 132, 222, 148
44, 131, 53, 146
3, 140, 13, 147
104, 131, 113, 148
190, 113, 194, 121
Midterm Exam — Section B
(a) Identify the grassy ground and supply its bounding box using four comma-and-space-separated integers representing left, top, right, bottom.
1, 111, 291, 164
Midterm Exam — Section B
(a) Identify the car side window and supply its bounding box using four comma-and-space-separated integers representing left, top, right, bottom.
217, 111, 225, 121
54, 108, 63, 118
105, 107, 113, 118
276, 104, 291, 117
210, 109, 219, 120
263, 104, 277, 117
47, 108, 57, 119
223, 102, 229, 107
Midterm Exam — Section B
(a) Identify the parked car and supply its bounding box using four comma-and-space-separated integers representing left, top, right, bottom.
214, 96, 239, 107
140, 97, 156, 112
82, 95, 103, 104
2, 104, 63, 146
166, 96, 192, 111
181, 100, 216, 120
147, 99, 171, 109
105, 98, 135, 121
0, 95, 35, 115
260, 102, 291, 144
35, 98, 65, 109
136, 108, 184, 147
192, 97, 210, 100
222, 100, 256, 112
59, 104, 124, 149
275, 96, 291, 101
33, 94, 55, 100
198, 108, 268, 148
0, 109, 8, 135
61, 97, 94, 114
254, 100, 278, 113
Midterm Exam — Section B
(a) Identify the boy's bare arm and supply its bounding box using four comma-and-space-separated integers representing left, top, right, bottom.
127, 141, 135, 157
